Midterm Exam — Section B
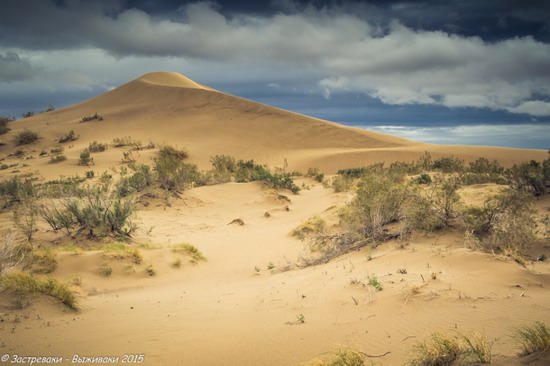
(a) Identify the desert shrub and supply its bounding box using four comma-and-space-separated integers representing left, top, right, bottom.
0, 272, 78, 310
0, 177, 35, 208
13, 201, 38, 242
88, 141, 108, 152
402, 189, 447, 233
339, 173, 408, 242
514, 321, 550, 356
0, 230, 28, 274
41, 189, 137, 239
111, 136, 144, 150
78, 150, 92, 166
158, 145, 188, 160
306, 167, 324, 182
154, 147, 198, 192
58, 130, 78, 143
49, 154, 67, 164
291, 216, 326, 241
37, 176, 86, 199
462, 189, 536, 253
80, 112, 103, 122
468, 157, 503, 174
116, 164, 155, 197
337, 163, 385, 179
14, 129, 39, 145
50, 145, 64, 154
0, 164, 8, 170
210, 154, 237, 183
506, 161, 545, 196
432, 156, 464, 173
0, 116, 14, 135
331, 174, 354, 192
22, 111, 34, 118
305, 347, 366, 366
413, 173, 432, 185
85, 170, 95, 179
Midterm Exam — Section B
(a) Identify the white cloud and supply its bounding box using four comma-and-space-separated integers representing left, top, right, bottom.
1, 1, 550, 116
369, 124, 550, 148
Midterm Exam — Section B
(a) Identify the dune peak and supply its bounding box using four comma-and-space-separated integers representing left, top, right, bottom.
135, 71, 209, 90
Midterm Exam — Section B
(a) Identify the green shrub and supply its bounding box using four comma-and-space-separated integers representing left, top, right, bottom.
340, 173, 408, 241
78, 150, 92, 166
462, 189, 536, 253
116, 164, 155, 197
88, 141, 107, 152
0, 177, 35, 208
22, 111, 34, 118
306, 167, 324, 182
158, 145, 188, 160
31, 249, 57, 273
14, 129, 39, 145
331, 174, 354, 192
506, 161, 545, 196
414, 173, 432, 185
49, 154, 67, 164
432, 156, 464, 173
468, 157, 503, 174
41, 189, 137, 239
210, 154, 237, 183
154, 151, 198, 192
58, 130, 78, 143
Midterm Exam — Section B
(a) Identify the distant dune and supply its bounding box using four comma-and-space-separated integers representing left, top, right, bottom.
1, 71, 546, 180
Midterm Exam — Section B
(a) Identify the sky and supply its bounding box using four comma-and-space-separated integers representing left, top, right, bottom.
1, 0, 549, 149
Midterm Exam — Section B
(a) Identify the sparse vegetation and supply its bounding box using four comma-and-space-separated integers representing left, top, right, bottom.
171, 243, 206, 264
58, 130, 78, 143
305, 348, 367, 366
22, 111, 35, 118
291, 216, 326, 241
49, 154, 67, 164
409, 331, 492, 366
0, 230, 28, 274
368, 274, 383, 291
306, 167, 324, 182
462, 189, 536, 255
98, 262, 112, 277
88, 141, 108, 152
154, 145, 198, 191
80, 112, 103, 122
0, 272, 78, 310
0, 116, 15, 135
30, 249, 57, 273
14, 129, 39, 145
514, 321, 550, 356
78, 150, 92, 166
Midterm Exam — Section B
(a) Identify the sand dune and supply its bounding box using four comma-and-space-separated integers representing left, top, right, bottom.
1, 72, 545, 181
1, 72, 549, 366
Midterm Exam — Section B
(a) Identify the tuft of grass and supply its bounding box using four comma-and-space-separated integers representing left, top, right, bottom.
98, 262, 112, 277
102, 244, 143, 264
368, 274, 383, 291
171, 243, 206, 264
31, 249, 58, 274
305, 348, 366, 366
172, 258, 182, 268
409, 332, 461, 366
267, 262, 275, 270
291, 216, 326, 241
409, 331, 492, 366
0, 272, 78, 310
145, 264, 156, 276
514, 321, 550, 356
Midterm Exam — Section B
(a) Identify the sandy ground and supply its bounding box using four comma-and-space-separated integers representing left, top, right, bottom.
1, 72, 549, 365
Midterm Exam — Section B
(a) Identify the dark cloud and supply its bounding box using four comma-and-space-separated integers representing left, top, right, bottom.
0, 52, 39, 82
